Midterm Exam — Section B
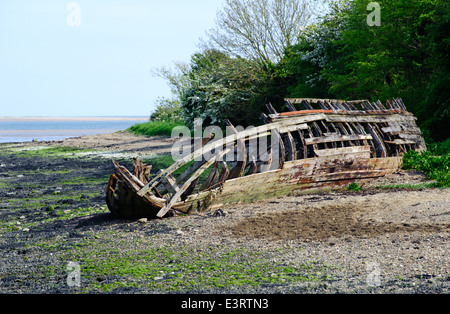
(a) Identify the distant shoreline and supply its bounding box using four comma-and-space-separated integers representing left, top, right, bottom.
0, 116, 148, 122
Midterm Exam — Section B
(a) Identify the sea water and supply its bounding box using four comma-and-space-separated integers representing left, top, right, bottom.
0, 117, 148, 143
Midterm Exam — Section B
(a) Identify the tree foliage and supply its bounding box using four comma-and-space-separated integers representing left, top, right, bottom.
154, 0, 448, 142
180, 50, 284, 128
286, 0, 449, 141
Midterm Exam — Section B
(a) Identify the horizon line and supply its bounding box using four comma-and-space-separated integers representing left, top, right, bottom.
0, 116, 149, 122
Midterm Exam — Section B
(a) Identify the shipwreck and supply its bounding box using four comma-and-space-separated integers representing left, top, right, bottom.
106, 98, 426, 219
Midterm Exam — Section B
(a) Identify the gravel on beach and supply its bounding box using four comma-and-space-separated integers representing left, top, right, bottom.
0, 133, 448, 294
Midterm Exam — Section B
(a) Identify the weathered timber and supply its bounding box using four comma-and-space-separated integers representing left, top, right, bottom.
226, 120, 247, 179
106, 98, 426, 219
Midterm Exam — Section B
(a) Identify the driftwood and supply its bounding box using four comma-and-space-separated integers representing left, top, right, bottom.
106, 98, 426, 219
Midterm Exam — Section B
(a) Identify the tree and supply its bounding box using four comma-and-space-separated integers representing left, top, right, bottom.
203, 0, 331, 65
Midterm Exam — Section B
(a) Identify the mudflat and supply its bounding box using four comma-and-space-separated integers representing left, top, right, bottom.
0, 132, 448, 294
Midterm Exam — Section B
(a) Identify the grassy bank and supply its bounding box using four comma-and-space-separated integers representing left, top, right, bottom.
127, 120, 186, 137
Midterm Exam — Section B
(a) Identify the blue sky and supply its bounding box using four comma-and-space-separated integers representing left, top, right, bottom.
0, 0, 224, 117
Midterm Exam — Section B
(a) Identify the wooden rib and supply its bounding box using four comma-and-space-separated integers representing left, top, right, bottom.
338, 101, 353, 111
132, 158, 151, 184
271, 128, 285, 170
327, 100, 342, 111
226, 120, 247, 179
385, 99, 395, 110
113, 160, 166, 208
285, 100, 297, 112
283, 132, 296, 161
181, 177, 199, 201
317, 100, 331, 110
376, 100, 388, 111
175, 134, 215, 185
257, 148, 272, 173
217, 161, 230, 183
200, 161, 220, 191
343, 101, 358, 111
266, 102, 277, 114
283, 101, 309, 158
365, 123, 387, 157
245, 155, 257, 176
397, 98, 407, 111
156, 148, 230, 218
161, 174, 180, 194
301, 99, 314, 110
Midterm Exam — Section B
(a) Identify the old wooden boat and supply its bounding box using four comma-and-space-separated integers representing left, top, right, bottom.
106, 98, 426, 219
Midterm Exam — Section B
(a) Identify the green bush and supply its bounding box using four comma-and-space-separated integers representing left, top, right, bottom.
150, 97, 184, 124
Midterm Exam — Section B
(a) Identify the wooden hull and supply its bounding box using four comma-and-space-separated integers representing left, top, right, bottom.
106, 154, 403, 219
174, 155, 403, 213
105, 98, 426, 219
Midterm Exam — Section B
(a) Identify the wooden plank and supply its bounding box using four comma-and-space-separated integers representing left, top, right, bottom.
278, 123, 309, 133
397, 133, 426, 141
174, 155, 404, 213
381, 126, 422, 134
212, 156, 403, 207
325, 114, 417, 124
384, 139, 418, 145
285, 98, 367, 106
268, 113, 327, 123
304, 134, 372, 145
314, 146, 371, 157
278, 109, 333, 116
